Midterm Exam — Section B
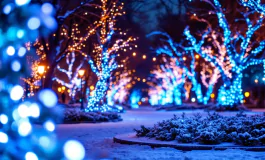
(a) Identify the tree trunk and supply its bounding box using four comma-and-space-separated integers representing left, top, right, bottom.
43, 61, 57, 89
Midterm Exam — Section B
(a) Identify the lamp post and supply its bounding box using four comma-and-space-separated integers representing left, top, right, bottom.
78, 69, 85, 110
38, 65, 45, 89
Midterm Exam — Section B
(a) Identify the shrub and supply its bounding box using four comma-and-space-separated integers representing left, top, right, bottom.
63, 108, 122, 123
135, 112, 265, 146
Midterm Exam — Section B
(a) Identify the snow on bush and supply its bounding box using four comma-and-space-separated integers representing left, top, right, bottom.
135, 112, 265, 146
64, 108, 122, 123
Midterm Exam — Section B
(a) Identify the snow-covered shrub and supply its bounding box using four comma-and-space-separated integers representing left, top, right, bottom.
64, 108, 122, 123
135, 112, 265, 146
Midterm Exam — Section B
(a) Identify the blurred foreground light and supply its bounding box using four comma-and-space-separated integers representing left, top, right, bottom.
27, 17, 41, 30
3, 5, 12, 14
0, 132, 8, 143
0, 114, 8, 124
43, 17, 57, 30
38, 89, 57, 107
18, 104, 29, 118
25, 152, 38, 160
39, 136, 50, 148
10, 85, 24, 101
18, 47, 27, 57
17, 29, 25, 39
191, 97, 196, 102
18, 121, 32, 136
11, 60, 21, 72
29, 103, 40, 118
44, 120, 55, 132
41, 3, 53, 15
63, 140, 85, 160
7, 46, 15, 56
15, 0, 31, 6
210, 93, 215, 99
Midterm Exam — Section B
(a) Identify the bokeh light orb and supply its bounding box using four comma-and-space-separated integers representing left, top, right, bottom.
6, 46, 15, 56
18, 121, 32, 136
11, 60, 21, 72
38, 89, 57, 107
41, 3, 53, 15
27, 17, 41, 30
18, 47, 27, 57
15, 0, 31, 6
25, 152, 38, 160
44, 120, 55, 132
63, 140, 85, 160
10, 85, 24, 101
0, 114, 8, 124
0, 132, 8, 143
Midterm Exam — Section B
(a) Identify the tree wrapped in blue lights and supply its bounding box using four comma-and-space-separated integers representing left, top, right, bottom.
107, 72, 132, 106
86, 0, 136, 112
149, 58, 185, 105
147, 31, 220, 105
184, 0, 265, 106
240, 0, 265, 14
129, 89, 142, 108
0, 1, 85, 159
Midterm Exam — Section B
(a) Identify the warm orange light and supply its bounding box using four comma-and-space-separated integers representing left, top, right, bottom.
254, 79, 258, 84
67, 89, 70, 93
142, 79, 146, 83
90, 91, 94, 96
38, 66, 45, 75
183, 57, 187, 61
137, 78, 141, 81
90, 85, 95, 90
142, 55, 146, 59
138, 101, 142, 105
58, 87, 62, 93
132, 52, 136, 56
78, 69, 85, 77
62, 86, 66, 91
152, 57, 156, 61
195, 54, 200, 59
244, 92, 250, 98
210, 93, 215, 99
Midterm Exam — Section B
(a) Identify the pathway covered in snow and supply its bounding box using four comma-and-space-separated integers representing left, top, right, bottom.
56, 107, 265, 160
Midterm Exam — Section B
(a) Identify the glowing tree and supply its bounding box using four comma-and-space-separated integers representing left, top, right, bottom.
86, 0, 136, 112
28, 0, 96, 89
129, 89, 142, 108
0, 1, 85, 159
240, 0, 265, 14
183, 0, 265, 107
147, 30, 220, 105
107, 72, 132, 106
150, 58, 185, 105
53, 52, 84, 102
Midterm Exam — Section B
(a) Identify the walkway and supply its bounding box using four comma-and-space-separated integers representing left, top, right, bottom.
56, 107, 265, 160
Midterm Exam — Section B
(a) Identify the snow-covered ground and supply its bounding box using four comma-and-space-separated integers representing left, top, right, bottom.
56, 107, 265, 160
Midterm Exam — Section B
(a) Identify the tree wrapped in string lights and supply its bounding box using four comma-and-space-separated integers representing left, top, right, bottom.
26, 0, 95, 89
86, 0, 136, 112
149, 58, 185, 105
107, 72, 132, 106
0, 1, 85, 159
240, 0, 265, 14
53, 52, 84, 102
147, 31, 220, 105
184, 0, 265, 107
